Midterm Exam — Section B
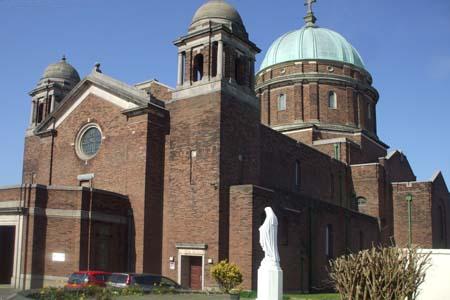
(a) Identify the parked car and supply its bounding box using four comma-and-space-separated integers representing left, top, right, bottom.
107, 273, 181, 292
65, 271, 112, 289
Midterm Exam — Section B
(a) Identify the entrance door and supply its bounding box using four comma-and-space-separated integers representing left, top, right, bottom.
189, 257, 202, 290
0, 226, 15, 284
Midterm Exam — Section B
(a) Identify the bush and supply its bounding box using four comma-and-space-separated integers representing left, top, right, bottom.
329, 246, 430, 300
150, 283, 179, 295
27, 285, 145, 300
210, 260, 243, 293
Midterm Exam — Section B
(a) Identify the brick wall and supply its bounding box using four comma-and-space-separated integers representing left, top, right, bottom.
21, 92, 168, 273
162, 92, 222, 287
229, 184, 380, 292
259, 125, 351, 208
431, 173, 450, 248
256, 60, 377, 135
392, 182, 433, 247
0, 185, 129, 288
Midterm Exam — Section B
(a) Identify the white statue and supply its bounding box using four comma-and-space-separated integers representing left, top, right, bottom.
257, 207, 283, 300
259, 207, 280, 266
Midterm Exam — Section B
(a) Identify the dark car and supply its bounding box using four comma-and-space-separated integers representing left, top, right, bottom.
65, 271, 111, 289
107, 273, 181, 292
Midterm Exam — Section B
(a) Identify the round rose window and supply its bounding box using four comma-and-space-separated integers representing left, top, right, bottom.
76, 125, 102, 159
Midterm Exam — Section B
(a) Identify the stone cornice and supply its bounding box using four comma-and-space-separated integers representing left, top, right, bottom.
171, 78, 259, 109
174, 23, 260, 53
272, 122, 389, 149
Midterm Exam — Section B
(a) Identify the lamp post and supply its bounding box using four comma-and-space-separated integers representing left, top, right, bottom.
406, 194, 413, 248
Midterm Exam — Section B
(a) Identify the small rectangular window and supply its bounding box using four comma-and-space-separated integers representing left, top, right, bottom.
181, 52, 186, 83
368, 104, 372, 120
333, 143, 340, 160
328, 91, 337, 109
190, 150, 196, 185
278, 94, 286, 111
295, 160, 301, 189
325, 224, 334, 258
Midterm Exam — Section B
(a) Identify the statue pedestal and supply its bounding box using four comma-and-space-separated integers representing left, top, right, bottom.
257, 262, 283, 300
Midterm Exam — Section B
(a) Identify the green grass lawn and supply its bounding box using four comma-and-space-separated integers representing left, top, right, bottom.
240, 291, 339, 300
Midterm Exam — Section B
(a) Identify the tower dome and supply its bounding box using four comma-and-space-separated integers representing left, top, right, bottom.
40, 56, 80, 85
260, 27, 365, 71
191, 0, 244, 26
259, 1, 365, 72
189, 0, 247, 38
255, 2, 380, 146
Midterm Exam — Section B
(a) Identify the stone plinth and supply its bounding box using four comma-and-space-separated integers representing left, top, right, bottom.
257, 263, 283, 300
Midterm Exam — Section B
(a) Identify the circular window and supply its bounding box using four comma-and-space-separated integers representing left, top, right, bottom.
76, 125, 102, 160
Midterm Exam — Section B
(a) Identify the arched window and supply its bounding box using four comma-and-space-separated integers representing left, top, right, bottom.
368, 103, 372, 120
211, 42, 218, 78
357, 197, 368, 211
37, 102, 45, 123
328, 91, 337, 109
235, 56, 245, 85
181, 52, 186, 83
278, 94, 286, 111
193, 54, 204, 82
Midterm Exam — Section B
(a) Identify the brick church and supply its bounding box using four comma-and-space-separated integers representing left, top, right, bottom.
0, 0, 449, 292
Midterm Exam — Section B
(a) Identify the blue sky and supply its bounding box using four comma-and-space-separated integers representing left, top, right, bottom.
0, 0, 449, 185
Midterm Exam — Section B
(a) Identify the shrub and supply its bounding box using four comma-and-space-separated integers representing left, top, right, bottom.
210, 260, 243, 293
151, 282, 179, 295
28, 286, 126, 300
329, 246, 430, 300
114, 285, 144, 296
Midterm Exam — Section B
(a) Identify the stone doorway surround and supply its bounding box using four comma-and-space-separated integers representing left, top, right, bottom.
0, 211, 24, 289
176, 243, 207, 291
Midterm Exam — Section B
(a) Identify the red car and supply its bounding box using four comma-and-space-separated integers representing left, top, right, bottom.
65, 271, 111, 289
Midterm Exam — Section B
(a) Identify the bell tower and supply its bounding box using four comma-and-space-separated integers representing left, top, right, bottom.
173, 0, 260, 102
28, 56, 80, 130
162, 0, 261, 288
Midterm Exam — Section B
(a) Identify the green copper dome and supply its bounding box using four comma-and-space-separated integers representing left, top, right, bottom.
260, 26, 365, 71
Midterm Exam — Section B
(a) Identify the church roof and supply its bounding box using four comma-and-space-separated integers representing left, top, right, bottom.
34, 67, 166, 135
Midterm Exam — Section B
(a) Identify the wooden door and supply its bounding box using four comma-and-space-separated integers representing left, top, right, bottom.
189, 257, 202, 290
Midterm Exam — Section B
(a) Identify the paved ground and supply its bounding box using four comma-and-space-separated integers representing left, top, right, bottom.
0, 285, 18, 300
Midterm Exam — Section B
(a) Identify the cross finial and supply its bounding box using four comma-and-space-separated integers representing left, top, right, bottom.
304, 0, 317, 27
305, 0, 316, 14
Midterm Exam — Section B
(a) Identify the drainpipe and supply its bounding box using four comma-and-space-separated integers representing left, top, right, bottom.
87, 180, 94, 271
406, 194, 413, 248
48, 117, 56, 186
127, 209, 133, 272
308, 204, 313, 292
22, 184, 32, 289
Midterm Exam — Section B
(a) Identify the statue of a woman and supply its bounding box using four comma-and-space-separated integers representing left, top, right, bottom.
259, 207, 280, 267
